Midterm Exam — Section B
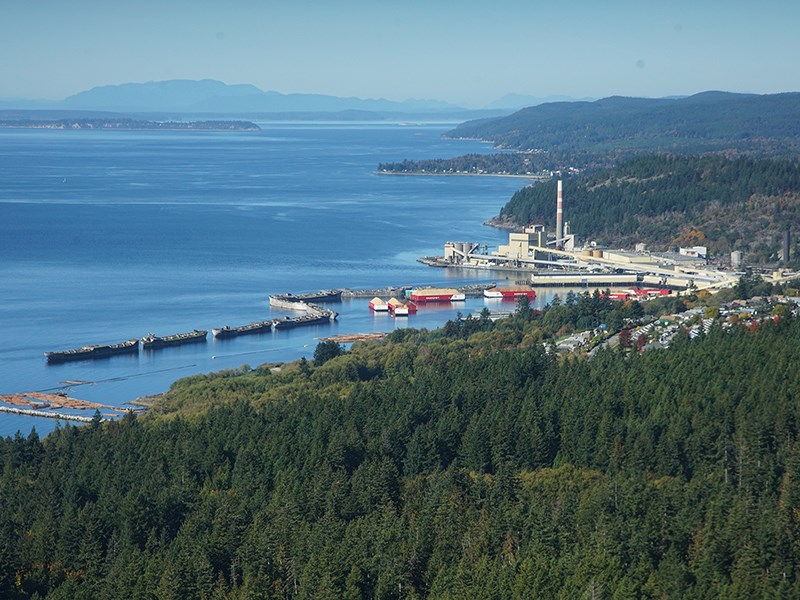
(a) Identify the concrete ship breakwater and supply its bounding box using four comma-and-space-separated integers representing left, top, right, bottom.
44, 284, 497, 365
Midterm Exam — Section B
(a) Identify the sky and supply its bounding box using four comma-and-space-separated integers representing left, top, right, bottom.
2, 0, 799, 107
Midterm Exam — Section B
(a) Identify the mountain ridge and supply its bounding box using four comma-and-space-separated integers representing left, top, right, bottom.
60, 78, 463, 113
2, 79, 596, 114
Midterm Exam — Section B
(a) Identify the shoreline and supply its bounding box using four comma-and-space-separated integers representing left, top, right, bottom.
483, 216, 520, 231
7, 282, 497, 428
373, 171, 542, 180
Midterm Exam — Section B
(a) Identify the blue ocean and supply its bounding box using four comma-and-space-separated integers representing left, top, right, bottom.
0, 122, 557, 437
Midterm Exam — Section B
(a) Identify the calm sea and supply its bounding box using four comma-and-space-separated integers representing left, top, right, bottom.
0, 122, 558, 437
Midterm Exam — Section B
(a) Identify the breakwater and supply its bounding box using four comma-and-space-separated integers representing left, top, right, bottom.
0, 406, 97, 423
46, 285, 493, 360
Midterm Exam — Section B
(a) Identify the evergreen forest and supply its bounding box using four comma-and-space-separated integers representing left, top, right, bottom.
379, 92, 800, 178
2, 294, 800, 598
447, 92, 800, 165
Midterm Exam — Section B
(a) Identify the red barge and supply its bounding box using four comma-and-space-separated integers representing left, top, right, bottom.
483, 286, 536, 300
409, 288, 465, 303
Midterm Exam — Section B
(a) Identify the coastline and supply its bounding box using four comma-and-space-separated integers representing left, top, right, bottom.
373, 170, 542, 180
0, 119, 261, 131
483, 215, 520, 230
0, 121, 526, 439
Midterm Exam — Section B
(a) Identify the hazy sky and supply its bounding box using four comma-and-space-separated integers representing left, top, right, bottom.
2, 0, 798, 106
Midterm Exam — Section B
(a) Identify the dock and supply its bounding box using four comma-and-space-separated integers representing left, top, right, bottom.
341, 283, 494, 299
341, 286, 412, 298
529, 273, 640, 287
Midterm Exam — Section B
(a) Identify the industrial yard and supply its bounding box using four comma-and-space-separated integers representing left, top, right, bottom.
421, 178, 799, 294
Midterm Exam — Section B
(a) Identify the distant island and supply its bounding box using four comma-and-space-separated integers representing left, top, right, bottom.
0, 117, 260, 131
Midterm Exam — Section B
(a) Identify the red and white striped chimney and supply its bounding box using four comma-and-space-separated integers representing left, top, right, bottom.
556, 179, 563, 249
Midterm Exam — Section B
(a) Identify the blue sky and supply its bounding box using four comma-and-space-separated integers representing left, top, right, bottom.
2, 0, 798, 106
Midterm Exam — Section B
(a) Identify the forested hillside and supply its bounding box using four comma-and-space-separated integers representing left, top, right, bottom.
377, 93, 800, 178
2, 295, 800, 598
498, 155, 800, 261
447, 92, 800, 169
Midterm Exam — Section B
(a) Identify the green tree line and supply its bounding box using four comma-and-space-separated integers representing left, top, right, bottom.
1, 299, 800, 598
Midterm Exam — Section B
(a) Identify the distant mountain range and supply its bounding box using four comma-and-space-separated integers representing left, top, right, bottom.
59, 79, 468, 113
0, 79, 590, 117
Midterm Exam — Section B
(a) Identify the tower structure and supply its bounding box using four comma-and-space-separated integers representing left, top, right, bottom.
556, 179, 563, 250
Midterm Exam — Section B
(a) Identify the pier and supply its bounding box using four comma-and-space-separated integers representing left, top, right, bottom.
341, 283, 494, 299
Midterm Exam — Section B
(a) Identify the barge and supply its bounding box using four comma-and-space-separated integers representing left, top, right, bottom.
483, 286, 536, 300
387, 297, 417, 316
45, 338, 140, 364
408, 288, 466, 303
212, 321, 274, 339
141, 330, 208, 349
369, 297, 388, 311
270, 290, 342, 304
272, 313, 333, 330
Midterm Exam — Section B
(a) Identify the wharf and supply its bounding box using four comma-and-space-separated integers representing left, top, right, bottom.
529, 273, 640, 287
341, 283, 493, 299
341, 286, 412, 298
418, 256, 558, 274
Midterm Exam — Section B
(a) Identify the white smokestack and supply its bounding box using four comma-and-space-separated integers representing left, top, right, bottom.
556, 179, 563, 250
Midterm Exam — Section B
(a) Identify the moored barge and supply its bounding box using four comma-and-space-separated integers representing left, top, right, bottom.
272, 313, 333, 330
270, 290, 342, 304
409, 288, 466, 303
387, 297, 417, 316
483, 286, 536, 300
212, 321, 274, 339
369, 297, 388, 311
45, 339, 140, 364
141, 330, 208, 349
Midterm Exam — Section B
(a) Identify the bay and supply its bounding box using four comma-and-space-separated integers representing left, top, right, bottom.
0, 122, 557, 438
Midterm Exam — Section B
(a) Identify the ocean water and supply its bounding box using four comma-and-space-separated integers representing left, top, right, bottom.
0, 122, 557, 437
